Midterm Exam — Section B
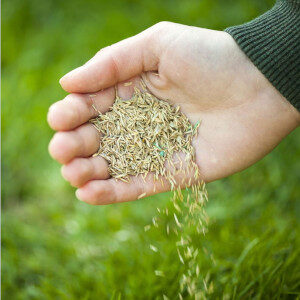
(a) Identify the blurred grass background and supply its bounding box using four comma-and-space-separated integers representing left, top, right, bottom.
2, 0, 300, 298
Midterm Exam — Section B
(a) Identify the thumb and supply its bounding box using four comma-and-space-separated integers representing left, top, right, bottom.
59, 26, 161, 93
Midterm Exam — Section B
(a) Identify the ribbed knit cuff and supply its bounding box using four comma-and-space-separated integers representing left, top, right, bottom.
225, 0, 300, 111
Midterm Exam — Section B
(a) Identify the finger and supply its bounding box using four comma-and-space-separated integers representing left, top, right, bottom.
61, 156, 110, 188
49, 123, 100, 164
59, 25, 162, 93
75, 174, 165, 205
75, 154, 200, 205
47, 87, 115, 131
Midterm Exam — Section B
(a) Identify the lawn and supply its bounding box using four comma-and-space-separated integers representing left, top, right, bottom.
2, 0, 299, 298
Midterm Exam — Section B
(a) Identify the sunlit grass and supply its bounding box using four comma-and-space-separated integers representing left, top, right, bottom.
2, 0, 299, 298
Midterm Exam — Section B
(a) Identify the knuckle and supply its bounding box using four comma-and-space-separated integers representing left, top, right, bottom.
96, 182, 117, 205
79, 160, 92, 178
89, 185, 107, 205
109, 185, 118, 204
153, 21, 173, 31
71, 178, 84, 188
72, 130, 85, 153
147, 21, 174, 45
64, 135, 79, 157
97, 158, 110, 179
95, 47, 108, 57
65, 104, 78, 124
65, 95, 85, 116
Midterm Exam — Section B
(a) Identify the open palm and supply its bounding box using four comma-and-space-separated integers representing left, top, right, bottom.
48, 22, 299, 204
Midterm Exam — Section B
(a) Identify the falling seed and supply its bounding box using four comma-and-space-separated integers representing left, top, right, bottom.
177, 249, 185, 264
138, 192, 146, 199
152, 217, 158, 227
144, 225, 151, 232
89, 82, 209, 298
155, 270, 165, 277
173, 202, 181, 213
174, 213, 182, 228
150, 244, 158, 252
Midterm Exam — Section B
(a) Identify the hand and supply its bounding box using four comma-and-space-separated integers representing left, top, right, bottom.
48, 22, 300, 205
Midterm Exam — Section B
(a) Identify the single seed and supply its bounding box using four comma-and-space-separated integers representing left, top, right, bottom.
154, 270, 165, 277
150, 244, 158, 252
138, 192, 146, 199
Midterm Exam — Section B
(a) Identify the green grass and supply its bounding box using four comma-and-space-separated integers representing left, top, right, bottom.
2, 0, 299, 298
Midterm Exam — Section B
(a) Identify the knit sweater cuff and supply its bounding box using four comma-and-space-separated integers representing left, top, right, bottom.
225, 0, 300, 111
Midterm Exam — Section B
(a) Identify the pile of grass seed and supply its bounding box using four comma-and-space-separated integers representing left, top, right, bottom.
90, 83, 210, 297
90, 86, 200, 185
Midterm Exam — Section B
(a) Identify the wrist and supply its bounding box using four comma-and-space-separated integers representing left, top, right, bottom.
258, 74, 300, 128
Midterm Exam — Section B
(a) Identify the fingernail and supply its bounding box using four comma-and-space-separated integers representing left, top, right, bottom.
59, 72, 72, 85
59, 67, 81, 85
47, 104, 56, 127
48, 103, 56, 113
59, 76, 65, 86
76, 189, 84, 201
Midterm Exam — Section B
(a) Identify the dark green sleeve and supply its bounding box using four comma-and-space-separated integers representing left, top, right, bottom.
225, 0, 300, 111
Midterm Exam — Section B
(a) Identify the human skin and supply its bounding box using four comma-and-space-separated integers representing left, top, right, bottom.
47, 22, 300, 205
